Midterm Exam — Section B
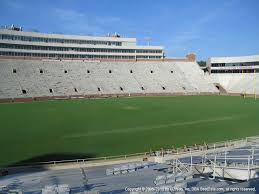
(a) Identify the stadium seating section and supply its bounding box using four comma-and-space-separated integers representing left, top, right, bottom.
211, 73, 259, 95
0, 60, 219, 99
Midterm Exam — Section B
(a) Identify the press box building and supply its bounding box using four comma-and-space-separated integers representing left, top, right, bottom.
0, 26, 164, 60
207, 55, 259, 74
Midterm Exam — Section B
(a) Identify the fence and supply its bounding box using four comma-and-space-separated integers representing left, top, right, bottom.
0, 136, 256, 170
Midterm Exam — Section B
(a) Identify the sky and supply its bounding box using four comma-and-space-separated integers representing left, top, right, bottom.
0, 0, 259, 60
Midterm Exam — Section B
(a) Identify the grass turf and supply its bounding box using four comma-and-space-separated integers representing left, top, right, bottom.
0, 95, 259, 167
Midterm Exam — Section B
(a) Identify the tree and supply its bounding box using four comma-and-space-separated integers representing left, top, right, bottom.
197, 60, 207, 67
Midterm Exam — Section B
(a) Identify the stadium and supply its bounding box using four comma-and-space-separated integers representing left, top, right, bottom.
0, 23, 259, 194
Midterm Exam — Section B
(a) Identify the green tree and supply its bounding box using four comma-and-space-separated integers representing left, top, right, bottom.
197, 60, 207, 67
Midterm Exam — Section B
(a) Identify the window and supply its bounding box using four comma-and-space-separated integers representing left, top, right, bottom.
13, 69, 16, 73
141, 86, 145, 90
40, 69, 43, 74
120, 87, 123, 91
97, 87, 101, 91
64, 70, 67, 74
171, 70, 173, 73
182, 86, 186, 90
74, 88, 78, 92
49, 88, 53, 93
150, 70, 153, 73
109, 70, 112, 73
162, 86, 166, 90
22, 89, 26, 94
87, 70, 90, 73
130, 70, 133, 73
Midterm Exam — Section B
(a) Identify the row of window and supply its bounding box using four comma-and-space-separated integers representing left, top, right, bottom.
21, 85, 169, 94
0, 43, 162, 54
211, 69, 259, 73
136, 49, 162, 54
0, 34, 122, 46
211, 62, 259, 67
0, 51, 162, 59
13, 68, 174, 74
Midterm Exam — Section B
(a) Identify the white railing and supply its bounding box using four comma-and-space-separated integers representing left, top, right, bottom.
1, 136, 257, 169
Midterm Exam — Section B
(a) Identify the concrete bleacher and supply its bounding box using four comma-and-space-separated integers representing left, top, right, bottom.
106, 162, 155, 176
178, 62, 219, 93
2, 138, 259, 193
0, 59, 218, 100
42, 184, 70, 194
211, 73, 259, 95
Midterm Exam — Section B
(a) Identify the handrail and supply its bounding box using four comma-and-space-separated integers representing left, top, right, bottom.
3, 152, 146, 168
0, 136, 256, 169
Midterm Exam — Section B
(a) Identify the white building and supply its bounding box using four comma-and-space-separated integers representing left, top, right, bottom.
0, 26, 164, 60
207, 55, 259, 73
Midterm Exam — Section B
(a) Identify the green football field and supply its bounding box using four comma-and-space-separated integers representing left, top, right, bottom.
0, 95, 259, 167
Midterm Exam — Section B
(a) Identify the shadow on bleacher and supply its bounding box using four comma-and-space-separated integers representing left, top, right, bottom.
1, 152, 97, 176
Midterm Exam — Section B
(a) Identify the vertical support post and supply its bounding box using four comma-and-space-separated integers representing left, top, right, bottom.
252, 148, 254, 166
248, 156, 250, 181
175, 158, 178, 173
190, 148, 193, 172
161, 148, 164, 157
213, 155, 217, 179
224, 142, 227, 167
225, 149, 227, 167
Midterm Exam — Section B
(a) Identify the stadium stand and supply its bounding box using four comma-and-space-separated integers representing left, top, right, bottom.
207, 55, 259, 95
211, 73, 259, 95
0, 59, 218, 101
106, 162, 155, 176
2, 137, 259, 193
42, 184, 70, 194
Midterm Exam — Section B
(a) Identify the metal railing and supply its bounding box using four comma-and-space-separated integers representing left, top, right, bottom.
0, 136, 256, 170
2, 152, 147, 169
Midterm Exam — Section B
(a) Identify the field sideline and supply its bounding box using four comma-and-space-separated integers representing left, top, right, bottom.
0, 95, 259, 167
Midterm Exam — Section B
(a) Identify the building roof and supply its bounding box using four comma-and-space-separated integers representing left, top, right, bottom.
0, 29, 136, 43
209, 55, 259, 63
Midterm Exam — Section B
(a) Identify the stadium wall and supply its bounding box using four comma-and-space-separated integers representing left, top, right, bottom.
0, 92, 221, 103
0, 53, 220, 103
